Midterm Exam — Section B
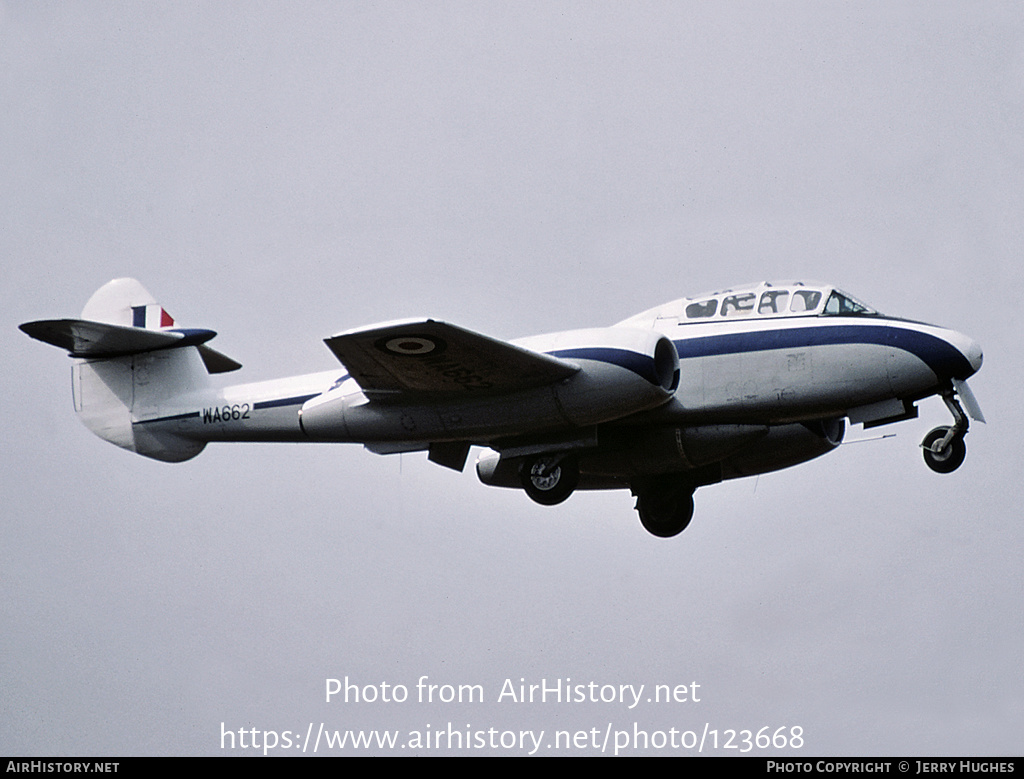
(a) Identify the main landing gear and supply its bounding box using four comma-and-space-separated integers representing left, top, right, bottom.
633, 477, 696, 538
921, 388, 970, 474
520, 453, 579, 506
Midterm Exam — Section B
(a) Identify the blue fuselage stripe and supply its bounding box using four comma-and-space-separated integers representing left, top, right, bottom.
547, 347, 662, 385
134, 411, 199, 425
134, 394, 321, 427
253, 394, 320, 410
546, 323, 971, 386
671, 323, 973, 379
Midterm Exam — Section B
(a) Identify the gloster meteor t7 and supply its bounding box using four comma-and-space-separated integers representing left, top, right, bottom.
21, 278, 984, 537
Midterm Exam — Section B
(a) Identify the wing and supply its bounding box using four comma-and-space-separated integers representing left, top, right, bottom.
323, 319, 578, 401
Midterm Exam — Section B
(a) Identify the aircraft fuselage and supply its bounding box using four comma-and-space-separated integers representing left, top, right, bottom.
23, 279, 984, 537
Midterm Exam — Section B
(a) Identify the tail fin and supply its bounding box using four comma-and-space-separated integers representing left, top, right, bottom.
20, 278, 240, 462
22, 278, 242, 373
82, 276, 176, 328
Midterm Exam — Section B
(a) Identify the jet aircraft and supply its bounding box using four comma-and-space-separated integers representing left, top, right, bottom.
21, 278, 984, 537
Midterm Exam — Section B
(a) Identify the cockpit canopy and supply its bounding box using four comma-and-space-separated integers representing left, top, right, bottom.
618, 282, 877, 327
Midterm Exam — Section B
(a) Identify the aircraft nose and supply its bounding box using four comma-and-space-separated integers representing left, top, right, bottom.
940, 329, 983, 379
964, 337, 983, 375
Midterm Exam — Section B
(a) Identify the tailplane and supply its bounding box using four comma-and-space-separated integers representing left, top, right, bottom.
20, 278, 241, 462
21, 278, 241, 373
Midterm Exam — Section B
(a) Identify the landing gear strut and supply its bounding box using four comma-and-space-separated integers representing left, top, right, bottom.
921, 388, 970, 474
634, 478, 696, 538
520, 453, 579, 505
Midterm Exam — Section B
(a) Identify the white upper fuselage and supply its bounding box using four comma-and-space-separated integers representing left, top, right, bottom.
24, 277, 983, 532
130, 280, 983, 451
616, 281, 982, 425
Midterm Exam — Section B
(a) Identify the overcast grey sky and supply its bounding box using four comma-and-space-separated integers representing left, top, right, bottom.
3, 1, 1022, 755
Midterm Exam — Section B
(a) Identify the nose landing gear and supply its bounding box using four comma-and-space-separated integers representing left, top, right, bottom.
922, 426, 967, 473
921, 387, 970, 474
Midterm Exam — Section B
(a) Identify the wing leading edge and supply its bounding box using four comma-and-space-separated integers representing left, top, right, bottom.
323, 319, 579, 401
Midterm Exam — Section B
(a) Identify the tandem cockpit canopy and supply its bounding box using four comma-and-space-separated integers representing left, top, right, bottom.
617, 282, 878, 327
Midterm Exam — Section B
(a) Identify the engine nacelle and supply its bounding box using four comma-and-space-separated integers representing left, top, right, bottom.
528, 326, 679, 426
299, 327, 679, 443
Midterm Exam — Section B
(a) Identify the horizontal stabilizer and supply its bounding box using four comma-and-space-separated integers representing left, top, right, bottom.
19, 319, 241, 373
324, 318, 578, 401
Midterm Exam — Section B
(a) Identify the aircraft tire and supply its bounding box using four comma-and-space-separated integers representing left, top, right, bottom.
521, 454, 579, 506
922, 426, 966, 474
636, 484, 695, 538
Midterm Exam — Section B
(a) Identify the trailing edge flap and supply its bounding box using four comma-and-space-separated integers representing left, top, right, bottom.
19, 319, 242, 373
323, 319, 578, 401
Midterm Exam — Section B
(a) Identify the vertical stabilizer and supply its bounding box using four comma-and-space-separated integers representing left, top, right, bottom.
81, 277, 176, 329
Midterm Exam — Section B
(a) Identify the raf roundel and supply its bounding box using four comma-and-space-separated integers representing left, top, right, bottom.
376, 335, 446, 356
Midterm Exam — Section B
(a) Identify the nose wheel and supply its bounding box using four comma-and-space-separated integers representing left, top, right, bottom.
921, 388, 970, 473
922, 426, 967, 473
